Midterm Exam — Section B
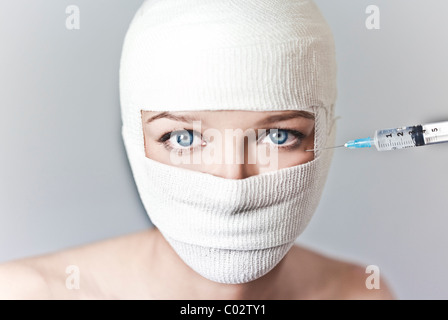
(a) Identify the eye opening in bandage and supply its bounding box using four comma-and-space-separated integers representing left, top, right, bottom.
139, 109, 317, 173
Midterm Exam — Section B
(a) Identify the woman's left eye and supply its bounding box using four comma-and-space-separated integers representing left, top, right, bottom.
260, 129, 304, 148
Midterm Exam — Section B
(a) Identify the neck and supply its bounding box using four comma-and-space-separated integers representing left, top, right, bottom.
145, 228, 291, 300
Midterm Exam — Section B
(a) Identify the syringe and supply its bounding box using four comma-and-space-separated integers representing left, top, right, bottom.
310, 121, 448, 152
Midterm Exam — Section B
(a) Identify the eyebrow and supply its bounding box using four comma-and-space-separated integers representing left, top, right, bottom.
144, 110, 314, 125
254, 110, 315, 126
145, 111, 203, 124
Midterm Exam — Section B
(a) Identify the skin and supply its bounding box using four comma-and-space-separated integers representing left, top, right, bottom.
141, 110, 316, 177
0, 110, 395, 300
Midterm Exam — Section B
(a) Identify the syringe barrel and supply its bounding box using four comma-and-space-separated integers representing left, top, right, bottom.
422, 121, 448, 145
373, 121, 448, 151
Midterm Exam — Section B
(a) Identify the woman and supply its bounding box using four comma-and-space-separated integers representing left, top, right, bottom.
0, 0, 394, 299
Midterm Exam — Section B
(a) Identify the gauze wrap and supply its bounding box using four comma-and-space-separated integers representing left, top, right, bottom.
119, 0, 337, 284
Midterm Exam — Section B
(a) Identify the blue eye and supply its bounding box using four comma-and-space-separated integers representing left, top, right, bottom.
175, 130, 194, 147
268, 129, 288, 145
157, 129, 205, 155
259, 128, 305, 150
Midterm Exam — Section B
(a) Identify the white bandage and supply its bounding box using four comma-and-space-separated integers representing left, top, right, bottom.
120, 0, 337, 284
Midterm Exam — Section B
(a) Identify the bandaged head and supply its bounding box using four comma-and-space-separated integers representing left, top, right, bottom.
119, 0, 337, 284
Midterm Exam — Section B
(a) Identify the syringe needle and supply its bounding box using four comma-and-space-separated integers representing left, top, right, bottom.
305, 145, 345, 152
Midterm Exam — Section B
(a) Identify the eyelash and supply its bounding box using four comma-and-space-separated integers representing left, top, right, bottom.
157, 129, 203, 155
156, 127, 306, 155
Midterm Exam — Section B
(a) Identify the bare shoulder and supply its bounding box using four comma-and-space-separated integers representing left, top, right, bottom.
0, 229, 157, 299
287, 245, 395, 300
0, 260, 51, 299
337, 263, 395, 300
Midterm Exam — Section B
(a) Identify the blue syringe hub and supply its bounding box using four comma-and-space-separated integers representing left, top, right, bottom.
344, 137, 374, 149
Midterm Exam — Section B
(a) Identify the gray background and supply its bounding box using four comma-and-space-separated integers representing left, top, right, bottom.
0, 0, 447, 299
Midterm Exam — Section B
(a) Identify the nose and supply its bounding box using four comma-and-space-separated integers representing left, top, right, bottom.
217, 163, 258, 180
209, 133, 259, 179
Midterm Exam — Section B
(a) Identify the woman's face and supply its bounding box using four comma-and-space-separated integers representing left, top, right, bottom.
141, 110, 315, 179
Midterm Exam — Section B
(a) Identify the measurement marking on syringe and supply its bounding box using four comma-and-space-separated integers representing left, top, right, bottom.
425, 136, 447, 143
324, 121, 448, 152
379, 140, 413, 148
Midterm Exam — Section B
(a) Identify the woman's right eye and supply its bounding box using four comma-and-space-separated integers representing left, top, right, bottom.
171, 130, 195, 147
159, 129, 204, 150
